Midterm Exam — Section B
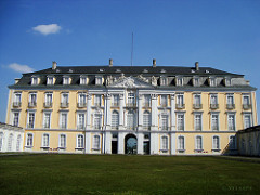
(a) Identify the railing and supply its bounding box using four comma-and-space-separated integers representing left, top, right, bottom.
226, 104, 235, 109
211, 126, 219, 131
77, 103, 87, 108
143, 103, 152, 107
195, 126, 202, 131
243, 104, 251, 109
210, 104, 219, 109
61, 102, 69, 108
126, 103, 136, 107
175, 104, 185, 109
177, 126, 184, 131
13, 102, 22, 107
193, 104, 203, 109
43, 102, 52, 107
28, 102, 37, 107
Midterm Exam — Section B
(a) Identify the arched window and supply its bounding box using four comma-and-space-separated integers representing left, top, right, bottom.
127, 110, 135, 130
212, 135, 220, 149
143, 110, 151, 129
0, 132, 3, 152
8, 133, 13, 152
16, 134, 22, 152
112, 110, 119, 129
77, 134, 84, 148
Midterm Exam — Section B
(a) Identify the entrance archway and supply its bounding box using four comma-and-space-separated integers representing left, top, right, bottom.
125, 134, 136, 154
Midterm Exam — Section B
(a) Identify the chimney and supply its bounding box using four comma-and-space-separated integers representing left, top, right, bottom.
195, 62, 199, 70
52, 61, 57, 69
153, 58, 156, 67
109, 58, 113, 67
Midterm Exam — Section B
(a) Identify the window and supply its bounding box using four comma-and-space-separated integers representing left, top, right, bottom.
42, 133, 50, 147
31, 77, 38, 85
8, 133, 13, 152
95, 77, 102, 85
178, 136, 185, 149
228, 114, 235, 130
161, 115, 168, 130
113, 94, 119, 106
0, 132, 3, 152
47, 77, 54, 85
26, 133, 33, 146
161, 136, 168, 150
16, 134, 22, 152
29, 93, 37, 107
94, 114, 102, 130
13, 93, 22, 106
161, 95, 167, 107
244, 114, 252, 129
43, 113, 51, 129
194, 114, 202, 131
78, 93, 87, 107
194, 94, 201, 106
177, 77, 183, 87
61, 93, 69, 107
77, 114, 85, 130
144, 95, 151, 107
93, 135, 100, 149
243, 95, 251, 109
61, 113, 67, 129
211, 114, 219, 130
128, 93, 135, 106
77, 134, 84, 148
143, 110, 151, 129
44, 92, 53, 107
27, 113, 35, 129
63, 76, 69, 84
177, 94, 184, 107
212, 135, 220, 149
193, 77, 199, 87
210, 94, 218, 108
177, 114, 184, 131
229, 135, 236, 149
112, 110, 119, 129
225, 77, 231, 87
95, 95, 102, 106
80, 76, 87, 85
13, 112, 19, 127
196, 136, 203, 149
226, 94, 234, 108
160, 77, 167, 86
59, 134, 66, 148
127, 111, 135, 130
209, 77, 216, 87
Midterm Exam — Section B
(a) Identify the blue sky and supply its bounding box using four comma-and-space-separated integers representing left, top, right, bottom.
0, 0, 260, 123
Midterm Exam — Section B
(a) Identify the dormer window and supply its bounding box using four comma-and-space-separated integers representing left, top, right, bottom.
176, 77, 183, 87
95, 76, 102, 85
63, 76, 70, 85
68, 69, 73, 73
100, 69, 104, 72
143, 69, 148, 73
31, 76, 38, 85
116, 69, 121, 73
160, 77, 167, 86
209, 77, 216, 87
160, 69, 166, 73
224, 77, 232, 87
47, 76, 54, 85
191, 69, 195, 73
80, 76, 88, 85
205, 70, 210, 73
56, 69, 61, 73
193, 77, 200, 87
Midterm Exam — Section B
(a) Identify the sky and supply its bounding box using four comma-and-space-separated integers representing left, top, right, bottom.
0, 0, 260, 123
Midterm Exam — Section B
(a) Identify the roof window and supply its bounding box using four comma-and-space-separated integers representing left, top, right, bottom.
143, 69, 148, 73
68, 69, 73, 73
160, 69, 166, 73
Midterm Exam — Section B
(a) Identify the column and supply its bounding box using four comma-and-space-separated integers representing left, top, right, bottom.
170, 94, 175, 131
151, 132, 158, 154
105, 93, 111, 130
105, 131, 111, 154
119, 94, 124, 127
170, 133, 175, 155
137, 132, 144, 155
138, 94, 143, 130
85, 132, 91, 154
86, 94, 92, 130
118, 132, 124, 154
151, 94, 158, 131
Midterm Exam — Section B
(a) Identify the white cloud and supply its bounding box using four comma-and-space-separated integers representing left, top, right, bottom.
8, 63, 35, 73
32, 24, 62, 36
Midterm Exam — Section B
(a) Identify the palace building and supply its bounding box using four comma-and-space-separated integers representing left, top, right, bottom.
3, 59, 258, 155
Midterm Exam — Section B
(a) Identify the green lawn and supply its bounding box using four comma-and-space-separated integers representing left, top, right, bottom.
0, 154, 259, 195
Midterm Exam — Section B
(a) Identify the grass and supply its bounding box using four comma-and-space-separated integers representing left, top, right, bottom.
0, 154, 260, 195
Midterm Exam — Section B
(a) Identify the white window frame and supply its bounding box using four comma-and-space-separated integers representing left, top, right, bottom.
113, 94, 119, 106
160, 135, 169, 151
176, 77, 183, 87
47, 76, 54, 85
243, 94, 250, 106
209, 77, 216, 87
41, 133, 50, 147
128, 93, 135, 105
160, 95, 168, 107
227, 113, 236, 131
78, 93, 87, 106
8, 133, 14, 152
144, 95, 151, 107
160, 77, 167, 86
29, 93, 37, 106
178, 135, 185, 150
61, 93, 69, 104
127, 110, 135, 130
44, 92, 53, 106
193, 77, 200, 87
60, 113, 68, 129
0, 132, 3, 152
229, 135, 236, 149
12, 112, 19, 127
93, 114, 102, 130
226, 93, 234, 105
93, 134, 101, 149
63, 76, 70, 85
43, 112, 51, 129
95, 76, 102, 85
31, 76, 38, 85
111, 110, 119, 129
13, 92, 22, 105
193, 94, 201, 105
26, 133, 34, 147
76, 134, 84, 148
58, 134, 66, 148
177, 113, 185, 131
95, 94, 102, 106
210, 94, 218, 105
244, 114, 252, 129
194, 113, 203, 131
80, 76, 87, 85
176, 94, 184, 106
211, 113, 220, 131
143, 110, 151, 129
77, 113, 85, 130
195, 135, 203, 149
212, 135, 220, 149
27, 112, 36, 129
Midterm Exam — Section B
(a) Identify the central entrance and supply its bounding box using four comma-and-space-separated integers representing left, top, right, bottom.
125, 134, 137, 154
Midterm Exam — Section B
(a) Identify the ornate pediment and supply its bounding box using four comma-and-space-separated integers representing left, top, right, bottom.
109, 76, 152, 88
